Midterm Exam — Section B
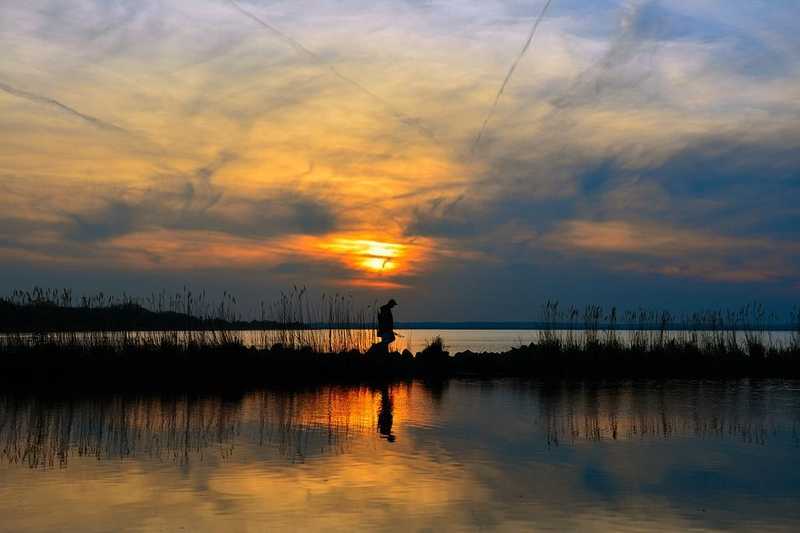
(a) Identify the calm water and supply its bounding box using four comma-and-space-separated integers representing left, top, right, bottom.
2, 379, 799, 532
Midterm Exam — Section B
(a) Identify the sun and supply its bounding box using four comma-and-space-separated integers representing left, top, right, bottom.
361, 256, 395, 272
322, 238, 405, 274
361, 242, 401, 272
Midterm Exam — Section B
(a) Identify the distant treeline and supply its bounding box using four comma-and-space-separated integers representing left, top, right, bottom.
0, 299, 283, 333
0, 286, 370, 337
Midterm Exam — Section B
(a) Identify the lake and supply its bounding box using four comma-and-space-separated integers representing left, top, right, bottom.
2, 378, 799, 531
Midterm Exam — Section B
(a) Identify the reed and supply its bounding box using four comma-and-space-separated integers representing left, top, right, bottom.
1, 288, 798, 386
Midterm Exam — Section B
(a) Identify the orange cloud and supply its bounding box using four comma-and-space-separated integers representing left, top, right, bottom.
546, 220, 795, 283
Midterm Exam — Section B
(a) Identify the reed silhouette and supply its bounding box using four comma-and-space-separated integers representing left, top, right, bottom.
1, 289, 799, 388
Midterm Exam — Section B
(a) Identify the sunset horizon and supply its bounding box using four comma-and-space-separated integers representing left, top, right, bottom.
2, 0, 797, 320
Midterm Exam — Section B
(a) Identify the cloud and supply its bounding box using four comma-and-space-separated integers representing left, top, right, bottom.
472, 0, 554, 151
549, 219, 751, 255
63, 189, 339, 244
46, 148, 337, 245
0, 80, 128, 133
550, 1, 665, 110
544, 219, 797, 283
66, 200, 139, 242
225, 0, 438, 142
406, 196, 478, 238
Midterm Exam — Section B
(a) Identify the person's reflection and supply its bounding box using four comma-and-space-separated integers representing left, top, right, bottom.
377, 386, 396, 443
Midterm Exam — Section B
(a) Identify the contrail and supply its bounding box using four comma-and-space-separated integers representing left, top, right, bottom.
0, 81, 128, 133
226, 0, 437, 141
471, 0, 553, 152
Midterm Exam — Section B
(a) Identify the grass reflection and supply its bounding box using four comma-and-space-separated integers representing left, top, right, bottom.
0, 384, 425, 468
2, 380, 798, 470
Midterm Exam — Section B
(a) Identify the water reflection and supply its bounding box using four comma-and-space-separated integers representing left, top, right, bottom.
0, 395, 241, 468
2, 380, 798, 469
1, 380, 799, 532
1, 390, 363, 468
377, 386, 396, 443
530, 380, 800, 448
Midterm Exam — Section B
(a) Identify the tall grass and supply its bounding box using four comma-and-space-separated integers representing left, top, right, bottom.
255, 288, 375, 353
0, 288, 798, 383
790, 306, 800, 353
535, 300, 793, 357
0, 286, 378, 356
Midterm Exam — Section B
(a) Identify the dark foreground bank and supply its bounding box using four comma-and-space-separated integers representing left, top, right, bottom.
2, 335, 800, 391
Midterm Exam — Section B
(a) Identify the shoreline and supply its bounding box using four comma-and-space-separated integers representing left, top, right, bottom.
3, 338, 799, 390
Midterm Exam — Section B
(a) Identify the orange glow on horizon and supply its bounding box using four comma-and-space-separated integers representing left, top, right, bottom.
66, 230, 442, 290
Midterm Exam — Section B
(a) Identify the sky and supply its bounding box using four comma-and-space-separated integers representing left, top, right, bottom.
0, 0, 798, 321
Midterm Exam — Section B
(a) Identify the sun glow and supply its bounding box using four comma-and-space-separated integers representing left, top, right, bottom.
324, 239, 405, 273
281, 234, 438, 288
361, 256, 396, 272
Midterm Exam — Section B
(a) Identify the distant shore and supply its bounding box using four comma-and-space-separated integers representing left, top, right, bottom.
1, 298, 796, 333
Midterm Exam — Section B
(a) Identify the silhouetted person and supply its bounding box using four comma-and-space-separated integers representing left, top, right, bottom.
370, 299, 397, 355
377, 385, 395, 443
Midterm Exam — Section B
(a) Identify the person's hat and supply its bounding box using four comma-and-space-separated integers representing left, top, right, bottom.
387, 299, 397, 307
